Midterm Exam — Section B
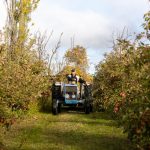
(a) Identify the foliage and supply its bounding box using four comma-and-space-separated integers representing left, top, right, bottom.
0, 0, 50, 130
143, 11, 150, 33
38, 90, 52, 112
65, 45, 89, 72
93, 12, 150, 149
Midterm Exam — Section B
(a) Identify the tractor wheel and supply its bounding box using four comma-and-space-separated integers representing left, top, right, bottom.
85, 105, 90, 114
52, 106, 58, 115
90, 104, 93, 112
52, 99, 58, 115
58, 103, 61, 113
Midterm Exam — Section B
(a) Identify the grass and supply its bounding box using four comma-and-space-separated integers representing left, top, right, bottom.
0, 108, 132, 150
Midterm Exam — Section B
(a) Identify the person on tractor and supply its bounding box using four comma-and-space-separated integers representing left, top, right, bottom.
67, 69, 86, 84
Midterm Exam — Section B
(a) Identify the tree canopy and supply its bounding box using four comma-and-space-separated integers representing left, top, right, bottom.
93, 11, 150, 149
65, 45, 89, 72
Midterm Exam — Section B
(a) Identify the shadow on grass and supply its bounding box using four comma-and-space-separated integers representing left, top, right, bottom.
59, 107, 114, 120
45, 130, 132, 150
47, 119, 117, 127
5, 111, 130, 150
55, 110, 118, 127
7, 125, 132, 150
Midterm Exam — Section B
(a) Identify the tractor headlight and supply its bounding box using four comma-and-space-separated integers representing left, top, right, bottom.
72, 94, 76, 99
65, 94, 69, 99
71, 81, 76, 84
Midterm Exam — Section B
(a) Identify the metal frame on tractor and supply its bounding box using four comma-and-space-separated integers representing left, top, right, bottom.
51, 82, 93, 115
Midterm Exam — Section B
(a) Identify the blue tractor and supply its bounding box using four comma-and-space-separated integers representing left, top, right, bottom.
51, 82, 93, 115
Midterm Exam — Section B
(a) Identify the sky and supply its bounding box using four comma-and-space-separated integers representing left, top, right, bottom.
0, 0, 149, 73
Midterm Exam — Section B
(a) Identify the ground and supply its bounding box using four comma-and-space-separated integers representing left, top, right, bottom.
0, 109, 132, 150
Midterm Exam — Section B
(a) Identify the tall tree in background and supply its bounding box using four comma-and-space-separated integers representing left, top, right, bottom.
63, 45, 92, 82
65, 45, 89, 72
5, 0, 39, 59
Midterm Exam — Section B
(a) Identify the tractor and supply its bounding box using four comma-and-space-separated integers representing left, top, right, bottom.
51, 81, 93, 115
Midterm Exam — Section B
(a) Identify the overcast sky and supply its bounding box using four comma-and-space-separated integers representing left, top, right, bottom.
0, 0, 149, 73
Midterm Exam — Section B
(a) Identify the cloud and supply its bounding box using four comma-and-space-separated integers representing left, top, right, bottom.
32, 6, 114, 50
0, 1, 7, 30
32, 0, 149, 50
0, 0, 149, 73
1, 0, 149, 49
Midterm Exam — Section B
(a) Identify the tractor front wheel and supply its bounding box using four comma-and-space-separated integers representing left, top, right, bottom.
85, 104, 90, 114
52, 99, 58, 115
58, 103, 61, 113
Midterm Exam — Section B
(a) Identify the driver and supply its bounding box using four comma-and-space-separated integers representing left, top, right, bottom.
67, 69, 86, 84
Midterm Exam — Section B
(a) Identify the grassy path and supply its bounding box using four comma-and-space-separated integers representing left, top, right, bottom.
1, 111, 132, 150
